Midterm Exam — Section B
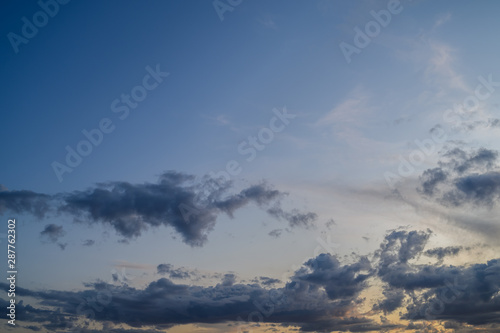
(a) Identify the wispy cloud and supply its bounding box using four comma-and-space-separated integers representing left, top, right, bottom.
316, 87, 373, 127
424, 41, 469, 93
433, 12, 452, 29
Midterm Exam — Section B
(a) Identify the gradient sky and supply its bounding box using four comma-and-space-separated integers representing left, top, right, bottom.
1, 1, 500, 332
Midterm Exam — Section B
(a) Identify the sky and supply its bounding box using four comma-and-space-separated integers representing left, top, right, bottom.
1, 0, 500, 332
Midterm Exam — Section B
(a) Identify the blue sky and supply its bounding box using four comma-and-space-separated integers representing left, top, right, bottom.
2, 1, 500, 332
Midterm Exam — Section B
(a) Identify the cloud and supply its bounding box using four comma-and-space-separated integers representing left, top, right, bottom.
325, 218, 336, 229
403, 258, 500, 325
317, 87, 372, 127
445, 171, 500, 207
433, 12, 451, 29
9, 228, 500, 331
424, 246, 463, 261
418, 167, 448, 196
0, 188, 52, 218
157, 264, 192, 280
418, 147, 500, 208
268, 229, 282, 238
442, 147, 498, 174
266, 206, 317, 229
0, 171, 317, 247
372, 229, 500, 327
292, 253, 372, 301
425, 41, 469, 93
375, 229, 432, 272
6, 251, 387, 332
459, 117, 500, 132
220, 273, 236, 287
40, 224, 65, 242
258, 276, 281, 286
372, 289, 405, 315
82, 239, 95, 246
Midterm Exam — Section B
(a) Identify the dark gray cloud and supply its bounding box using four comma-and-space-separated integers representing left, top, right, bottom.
82, 239, 95, 246
4, 275, 377, 332
266, 206, 317, 229
8, 228, 500, 331
157, 264, 192, 280
268, 229, 282, 238
424, 246, 463, 261
440, 147, 498, 174
292, 253, 372, 301
372, 229, 500, 328
376, 229, 432, 273
403, 258, 500, 325
372, 289, 405, 315
418, 147, 500, 208
418, 167, 448, 196
0, 188, 52, 218
5, 250, 386, 332
40, 224, 65, 242
0, 171, 317, 247
221, 273, 236, 287
444, 171, 500, 207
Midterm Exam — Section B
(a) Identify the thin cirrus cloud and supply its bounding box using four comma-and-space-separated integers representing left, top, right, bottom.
4, 228, 500, 332
0, 171, 317, 247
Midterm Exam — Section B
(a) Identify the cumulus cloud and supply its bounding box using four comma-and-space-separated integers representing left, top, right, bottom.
372, 289, 405, 315
4, 275, 376, 332
403, 258, 500, 325
292, 253, 372, 301
9, 228, 500, 332
418, 147, 500, 207
372, 229, 500, 329
418, 167, 447, 196
5, 251, 388, 332
220, 273, 237, 286
0, 171, 317, 247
